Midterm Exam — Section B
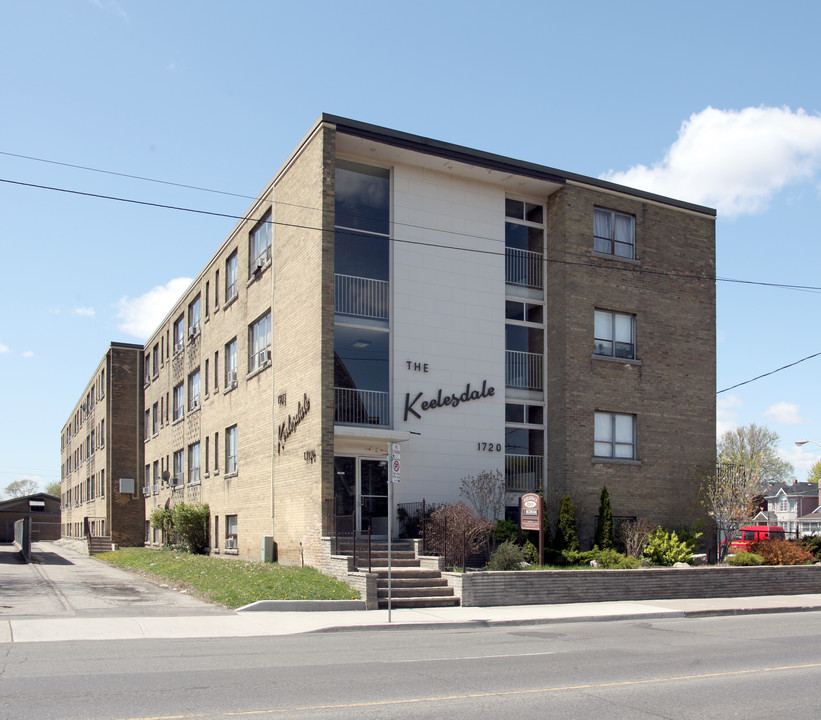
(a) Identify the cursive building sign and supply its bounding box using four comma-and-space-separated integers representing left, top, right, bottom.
277, 393, 310, 455
403, 380, 495, 422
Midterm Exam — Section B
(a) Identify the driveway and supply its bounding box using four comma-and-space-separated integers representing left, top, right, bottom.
0, 541, 230, 619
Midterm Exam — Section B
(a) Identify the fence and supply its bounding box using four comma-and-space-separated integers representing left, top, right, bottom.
14, 517, 31, 562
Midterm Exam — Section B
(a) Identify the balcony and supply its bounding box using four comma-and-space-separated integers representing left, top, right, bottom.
506, 350, 544, 391
505, 248, 543, 289
505, 454, 543, 492
335, 387, 389, 427
335, 274, 389, 321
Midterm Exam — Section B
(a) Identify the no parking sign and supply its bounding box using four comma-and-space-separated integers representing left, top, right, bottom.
391, 443, 401, 483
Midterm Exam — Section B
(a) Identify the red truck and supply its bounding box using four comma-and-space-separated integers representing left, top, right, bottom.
728, 525, 786, 554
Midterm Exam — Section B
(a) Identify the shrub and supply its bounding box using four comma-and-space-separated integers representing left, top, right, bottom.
171, 502, 210, 554
427, 502, 494, 569
487, 541, 525, 571
522, 539, 539, 564
554, 495, 579, 552
579, 547, 641, 569
149, 508, 174, 545
752, 539, 815, 565
642, 527, 699, 566
619, 518, 653, 558
725, 551, 764, 566
594, 487, 614, 550
493, 519, 519, 544
796, 536, 821, 561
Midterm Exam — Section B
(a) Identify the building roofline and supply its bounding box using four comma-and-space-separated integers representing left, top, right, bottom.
321, 113, 717, 217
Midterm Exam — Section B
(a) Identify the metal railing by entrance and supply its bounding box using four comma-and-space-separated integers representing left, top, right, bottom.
334, 387, 389, 426
335, 274, 389, 321
505, 454, 543, 492
505, 248, 543, 289
505, 350, 544, 391
322, 498, 374, 572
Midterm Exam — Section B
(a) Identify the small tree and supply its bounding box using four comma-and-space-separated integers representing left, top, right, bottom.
701, 463, 767, 561
150, 508, 174, 546
45, 481, 62, 497
619, 518, 653, 558
594, 486, 614, 550
553, 494, 579, 552
171, 503, 210, 554
807, 459, 821, 485
460, 469, 508, 521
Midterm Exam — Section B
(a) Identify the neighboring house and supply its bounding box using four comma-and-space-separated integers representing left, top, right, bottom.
59, 343, 146, 549
798, 506, 821, 537
0, 493, 61, 542
65, 114, 717, 564
758, 482, 820, 537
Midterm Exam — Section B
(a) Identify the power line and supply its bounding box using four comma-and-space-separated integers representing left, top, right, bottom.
0, 150, 256, 199
717, 351, 821, 394
5, 175, 821, 294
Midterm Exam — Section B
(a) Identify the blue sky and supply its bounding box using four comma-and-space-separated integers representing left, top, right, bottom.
2, 0, 820, 495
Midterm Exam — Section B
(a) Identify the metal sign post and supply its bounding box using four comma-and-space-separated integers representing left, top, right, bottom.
387, 443, 401, 623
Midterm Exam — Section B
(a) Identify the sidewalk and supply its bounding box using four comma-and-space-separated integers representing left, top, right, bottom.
3, 542, 821, 644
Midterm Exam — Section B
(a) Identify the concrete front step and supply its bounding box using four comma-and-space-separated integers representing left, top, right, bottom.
364, 568, 442, 579
87, 537, 112, 555
378, 596, 460, 609
377, 577, 449, 589
378, 586, 455, 599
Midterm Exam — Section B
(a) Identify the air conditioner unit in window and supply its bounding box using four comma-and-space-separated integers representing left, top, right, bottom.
171, 476, 181, 486
191, 398, 199, 410
254, 257, 266, 271
228, 370, 237, 385
189, 324, 200, 339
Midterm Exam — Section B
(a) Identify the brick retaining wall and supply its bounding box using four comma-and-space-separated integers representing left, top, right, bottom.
447, 565, 821, 607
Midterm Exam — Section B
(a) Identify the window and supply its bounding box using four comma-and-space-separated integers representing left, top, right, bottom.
100, 419, 104, 446
594, 310, 636, 359
173, 449, 184, 485
214, 351, 219, 392
249, 211, 272, 274
248, 312, 271, 373
173, 315, 185, 354
505, 198, 544, 289
225, 250, 238, 303
225, 339, 237, 387
100, 468, 105, 498
188, 369, 201, 411
225, 425, 237, 474
144, 353, 151, 385
205, 436, 210, 475
215, 270, 220, 309
90, 430, 95, 455
173, 383, 184, 421
153, 461, 160, 490
205, 282, 210, 319
205, 359, 209, 396
226, 514, 238, 550
144, 410, 150, 441
214, 432, 220, 473
188, 443, 201, 484
152, 344, 159, 377
188, 295, 201, 340
152, 402, 159, 435
214, 516, 219, 550
594, 208, 635, 259
594, 412, 636, 459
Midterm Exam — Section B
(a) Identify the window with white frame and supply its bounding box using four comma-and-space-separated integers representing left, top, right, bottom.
225, 514, 238, 550
225, 425, 238, 474
594, 310, 636, 359
188, 294, 201, 339
173, 383, 184, 421
188, 369, 201, 411
173, 449, 184, 485
152, 402, 159, 435
188, 442, 200, 484
225, 339, 237, 387
594, 412, 636, 459
225, 250, 238, 303
505, 198, 545, 289
173, 315, 185, 354
248, 312, 271, 373
249, 212, 272, 275
594, 208, 635, 259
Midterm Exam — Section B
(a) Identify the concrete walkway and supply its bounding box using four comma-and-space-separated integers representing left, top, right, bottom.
3, 541, 821, 645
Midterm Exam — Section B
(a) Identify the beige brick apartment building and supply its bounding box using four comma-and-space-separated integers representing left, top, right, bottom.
60, 342, 145, 548
63, 115, 716, 564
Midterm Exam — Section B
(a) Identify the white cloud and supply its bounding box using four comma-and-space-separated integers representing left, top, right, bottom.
763, 401, 807, 425
601, 106, 821, 217
116, 278, 192, 340
782, 443, 819, 480
88, 0, 129, 22
0, 340, 9, 354
22, 350, 34, 358
74, 306, 96, 317
716, 394, 743, 439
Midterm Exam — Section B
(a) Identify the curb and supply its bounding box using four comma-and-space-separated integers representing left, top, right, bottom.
237, 599, 367, 612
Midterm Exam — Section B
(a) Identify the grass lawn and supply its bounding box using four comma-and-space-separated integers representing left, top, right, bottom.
96, 547, 359, 609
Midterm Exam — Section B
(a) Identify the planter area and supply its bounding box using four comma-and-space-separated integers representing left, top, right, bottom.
445, 564, 821, 607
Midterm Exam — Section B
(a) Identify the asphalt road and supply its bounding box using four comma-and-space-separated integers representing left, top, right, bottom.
3, 611, 820, 720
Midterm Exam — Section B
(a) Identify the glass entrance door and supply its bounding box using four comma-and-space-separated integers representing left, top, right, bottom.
359, 458, 388, 536
333, 456, 389, 536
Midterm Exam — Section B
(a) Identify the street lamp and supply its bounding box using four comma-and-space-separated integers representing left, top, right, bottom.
795, 440, 821, 449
